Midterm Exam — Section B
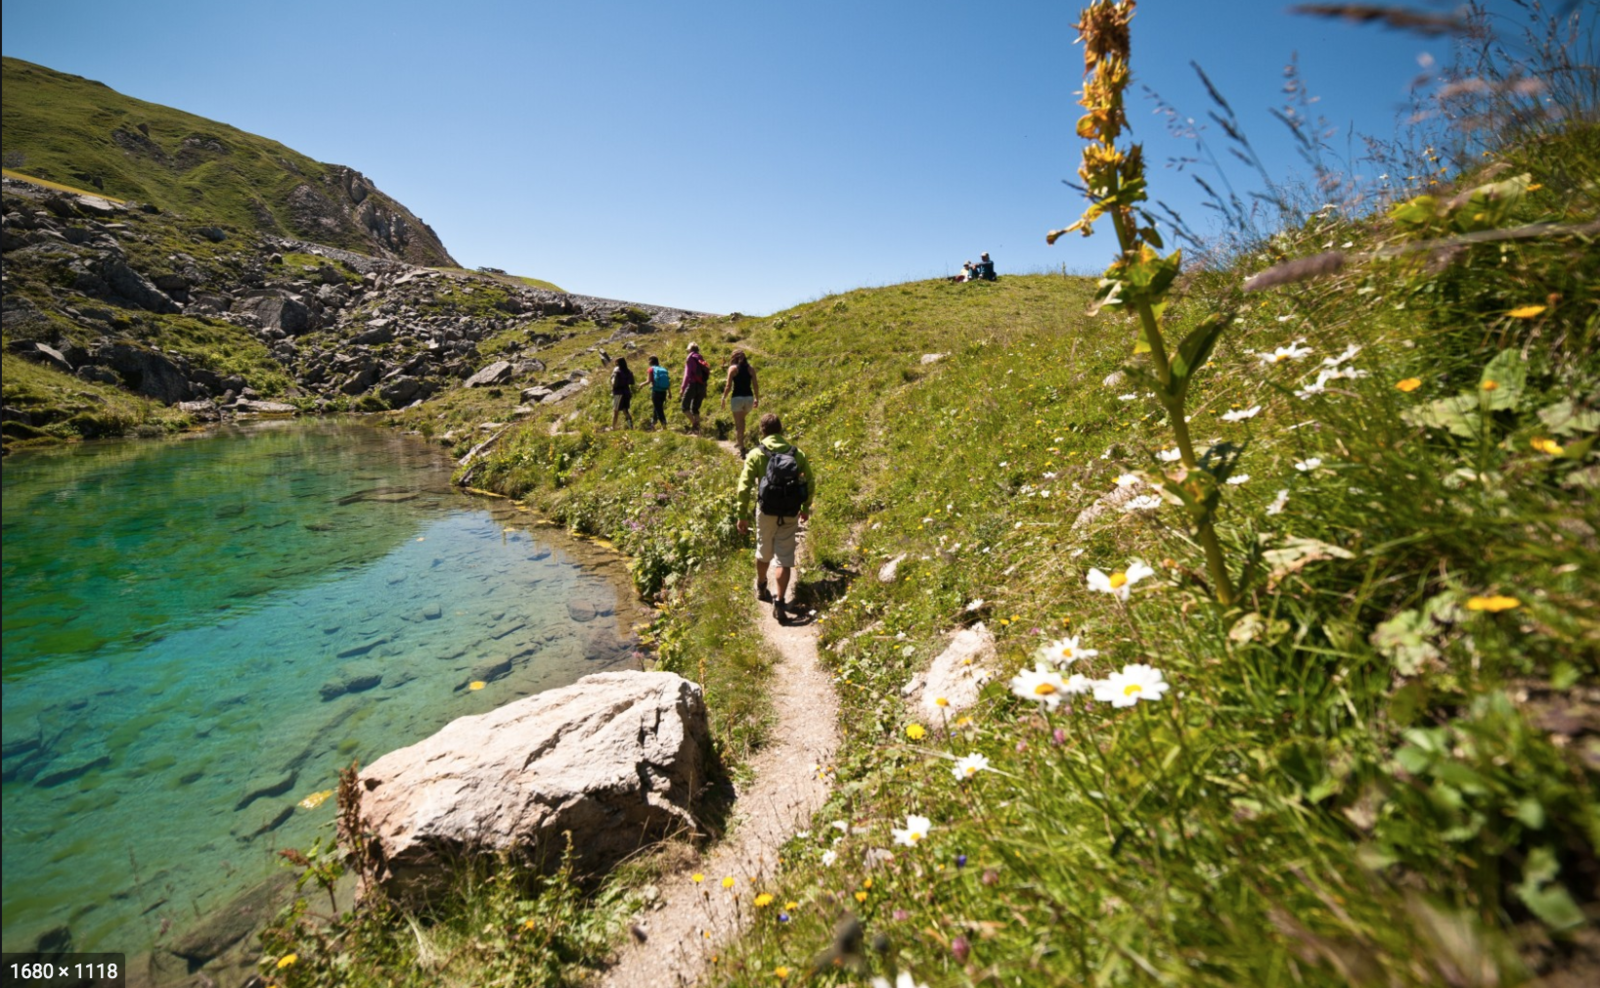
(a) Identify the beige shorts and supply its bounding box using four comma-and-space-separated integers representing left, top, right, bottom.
756, 509, 800, 568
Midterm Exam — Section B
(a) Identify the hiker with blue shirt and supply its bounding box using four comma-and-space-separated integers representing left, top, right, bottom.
646, 355, 670, 430
973, 251, 997, 281
735, 413, 814, 623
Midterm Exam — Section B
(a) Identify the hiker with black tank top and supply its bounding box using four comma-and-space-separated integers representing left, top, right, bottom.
610, 356, 636, 430
721, 349, 760, 452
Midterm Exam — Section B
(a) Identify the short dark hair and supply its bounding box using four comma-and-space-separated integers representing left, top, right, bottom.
759, 412, 783, 436
648, 355, 659, 366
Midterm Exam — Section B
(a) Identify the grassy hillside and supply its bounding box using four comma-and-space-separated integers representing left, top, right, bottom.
265, 115, 1596, 980
1, 57, 455, 266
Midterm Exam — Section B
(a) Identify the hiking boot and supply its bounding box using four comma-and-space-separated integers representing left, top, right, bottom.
756, 585, 772, 603
772, 596, 786, 624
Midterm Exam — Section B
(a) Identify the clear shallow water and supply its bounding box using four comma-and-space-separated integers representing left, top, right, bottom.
1, 421, 642, 955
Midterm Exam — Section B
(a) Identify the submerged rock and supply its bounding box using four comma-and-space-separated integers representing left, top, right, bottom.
354, 671, 710, 900
319, 661, 384, 700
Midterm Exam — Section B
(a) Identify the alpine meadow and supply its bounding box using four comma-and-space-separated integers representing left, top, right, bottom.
1, 2, 1597, 987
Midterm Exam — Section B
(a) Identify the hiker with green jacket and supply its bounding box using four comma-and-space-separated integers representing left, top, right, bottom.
735, 413, 815, 623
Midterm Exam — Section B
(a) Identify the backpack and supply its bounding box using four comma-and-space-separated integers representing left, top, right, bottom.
758, 445, 807, 517
686, 353, 709, 385
650, 365, 669, 390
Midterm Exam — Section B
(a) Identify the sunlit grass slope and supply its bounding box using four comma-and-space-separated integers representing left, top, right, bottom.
1, 57, 452, 265
266, 126, 1596, 985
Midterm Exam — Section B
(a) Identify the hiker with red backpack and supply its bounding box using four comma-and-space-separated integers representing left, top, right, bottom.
735, 413, 814, 623
680, 343, 711, 434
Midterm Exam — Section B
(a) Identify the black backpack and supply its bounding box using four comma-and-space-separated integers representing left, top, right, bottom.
758, 446, 807, 517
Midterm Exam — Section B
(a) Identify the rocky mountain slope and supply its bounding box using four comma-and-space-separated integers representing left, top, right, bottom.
1, 179, 711, 451
2, 58, 455, 267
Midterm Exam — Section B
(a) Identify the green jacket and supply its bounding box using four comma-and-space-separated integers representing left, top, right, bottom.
736, 434, 815, 517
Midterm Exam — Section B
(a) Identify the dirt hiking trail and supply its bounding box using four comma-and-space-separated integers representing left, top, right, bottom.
598, 438, 840, 988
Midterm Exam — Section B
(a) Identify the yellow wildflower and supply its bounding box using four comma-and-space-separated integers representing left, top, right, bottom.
1531, 437, 1565, 455
1396, 378, 1422, 392
855, 890, 869, 903
722, 876, 736, 889
277, 954, 298, 970
775, 967, 791, 979
754, 893, 775, 907
905, 723, 926, 741
1508, 304, 1547, 319
1481, 380, 1499, 391
1466, 595, 1520, 612
691, 873, 705, 883
469, 681, 486, 691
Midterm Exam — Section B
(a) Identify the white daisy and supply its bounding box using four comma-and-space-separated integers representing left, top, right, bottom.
891, 814, 932, 847
1114, 473, 1142, 488
1258, 341, 1313, 365
1086, 561, 1156, 601
1118, 393, 1139, 401
821, 849, 838, 866
1220, 405, 1262, 422
1093, 663, 1171, 708
1123, 494, 1163, 512
1010, 663, 1069, 710
1226, 474, 1250, 485
1266, 489, 1290, 515
1036, 635, 1099, 667
951, 754, 991, 781
1295, 457, 1323, 472
1156, 448, 1183, 463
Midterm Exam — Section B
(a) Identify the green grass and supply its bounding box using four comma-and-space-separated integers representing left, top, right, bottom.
260, 93, 1597, 988
347, 131, 1597, 988
0, 354, 191, 447
433, 267, 565, 294
1, 57, 452, 265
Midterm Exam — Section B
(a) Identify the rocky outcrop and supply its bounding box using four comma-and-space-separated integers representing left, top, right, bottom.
353, 671, 710, 900
1, 173, 715, 450
903, 623, 996, 721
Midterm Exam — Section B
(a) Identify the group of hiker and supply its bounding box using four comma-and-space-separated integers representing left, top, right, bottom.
951, 251, 997, 283
608, 343, 762, 446
607, 343, 813, 622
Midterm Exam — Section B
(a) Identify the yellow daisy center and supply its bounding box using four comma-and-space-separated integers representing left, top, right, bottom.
1123, 683, 1143, 697
1482, 380, 1499, 391
1060, 646, 1074, 658
1109, 571, 1128, 589
1034, 682, 1058, 696
1274, 353, 1290, 362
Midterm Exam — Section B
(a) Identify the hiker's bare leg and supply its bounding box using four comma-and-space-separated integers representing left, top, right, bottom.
756, 557, 770, 593
774, 564, 791, 604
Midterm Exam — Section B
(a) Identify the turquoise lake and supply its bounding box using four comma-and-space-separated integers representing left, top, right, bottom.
1, 420, 645, 956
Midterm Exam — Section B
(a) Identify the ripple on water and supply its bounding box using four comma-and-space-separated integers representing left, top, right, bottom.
1, 421, 644, 955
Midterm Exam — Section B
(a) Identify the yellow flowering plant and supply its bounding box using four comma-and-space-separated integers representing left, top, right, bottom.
1052, 0, 1238, 604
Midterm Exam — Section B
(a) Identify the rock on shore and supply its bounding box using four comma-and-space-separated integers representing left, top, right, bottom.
353, 670, 710, 900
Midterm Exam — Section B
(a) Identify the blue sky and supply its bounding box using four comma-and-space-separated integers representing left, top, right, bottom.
1, 1, 1488, 314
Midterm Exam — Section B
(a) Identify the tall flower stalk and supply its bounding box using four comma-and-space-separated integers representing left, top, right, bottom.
1051, 0, 1237, 604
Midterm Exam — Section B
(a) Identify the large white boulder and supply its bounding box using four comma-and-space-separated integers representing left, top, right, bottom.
353, 671, 709, 899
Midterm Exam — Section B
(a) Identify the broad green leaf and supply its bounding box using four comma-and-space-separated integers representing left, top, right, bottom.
1516, 847, 1586, 931
1372, 609, 1439, 675
1538, 398, 1600, 436
1170, 312, 1232, 392
1515, 797, 1547, 830
1388, 195, 1439, 230
1404, 394, 1482, 438
1449, 173, 1532, 233
1395, 745, 1433, 774
1478, 350, 1527, 410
